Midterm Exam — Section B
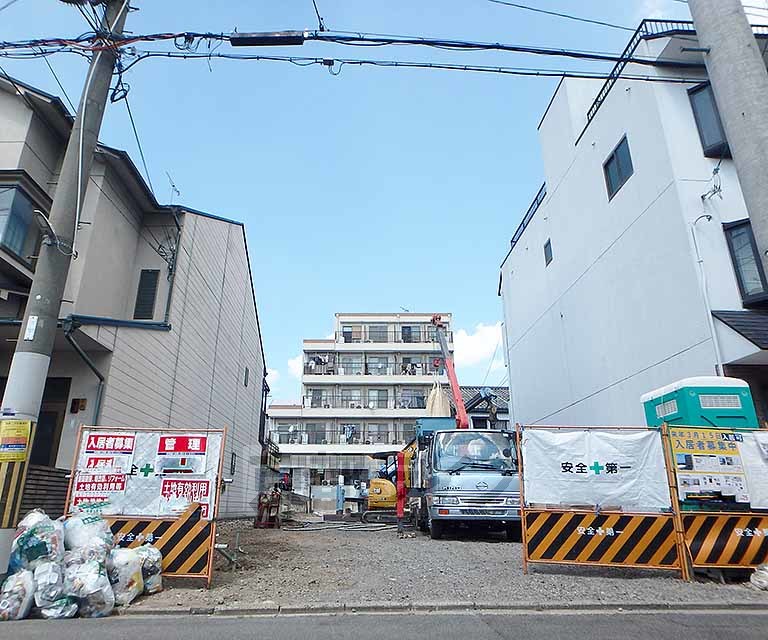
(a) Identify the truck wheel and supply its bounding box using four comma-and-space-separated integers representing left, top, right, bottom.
505, 522, 522, 542
429, 519, 444, 540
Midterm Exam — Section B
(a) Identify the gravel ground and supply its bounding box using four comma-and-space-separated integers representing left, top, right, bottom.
127, 519, 768, 611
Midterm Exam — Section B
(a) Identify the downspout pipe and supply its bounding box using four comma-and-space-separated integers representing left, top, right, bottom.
691, 214, 724, 376
62, 318, 105, 425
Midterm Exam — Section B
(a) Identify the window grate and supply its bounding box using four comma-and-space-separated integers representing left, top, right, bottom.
699, 394, 742, 409
655, 399, 678, 418
133, 269, 160, 320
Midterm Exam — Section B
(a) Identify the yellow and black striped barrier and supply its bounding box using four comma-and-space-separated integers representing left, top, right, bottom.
524, 511, 684, 574
106, 502, 215, 585
683, 513, 768, 568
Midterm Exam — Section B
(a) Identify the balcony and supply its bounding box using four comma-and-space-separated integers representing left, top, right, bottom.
336, 328, 453, 344
272, 426, 417, 447
303, 359, 445, 377
301, 393, 427, 411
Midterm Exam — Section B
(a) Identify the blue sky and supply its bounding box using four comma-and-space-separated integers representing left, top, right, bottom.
0, 0, 744, 402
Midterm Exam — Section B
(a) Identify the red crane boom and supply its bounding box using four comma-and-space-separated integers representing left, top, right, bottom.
431, 314, 469, 429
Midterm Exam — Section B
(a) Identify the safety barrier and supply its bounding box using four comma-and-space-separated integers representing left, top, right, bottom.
683, 513, 768, 569
524, 511, 681, 570
107, 502, 215, 583
518, 423, 768, 580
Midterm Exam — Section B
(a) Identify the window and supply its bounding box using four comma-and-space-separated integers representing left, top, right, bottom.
368, 324, 388, 342
0, 186, 41, 265
544, 239, 553, 266
368, 389, 388, 409
133, 269, 160, 319
244, 366, 249, 387
603, 136, 634, 199
724, 220, 768, 304
689, 83, 730, 159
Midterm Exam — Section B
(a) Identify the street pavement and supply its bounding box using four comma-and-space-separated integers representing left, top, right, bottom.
8, 610, 768, 639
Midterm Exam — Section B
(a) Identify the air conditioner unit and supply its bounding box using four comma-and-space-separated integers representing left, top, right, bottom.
364, 439, 372, 445
368, 402, 376, 410
321, 439, 328, 445
324, 403, 331, 409
289, 439, 297, 444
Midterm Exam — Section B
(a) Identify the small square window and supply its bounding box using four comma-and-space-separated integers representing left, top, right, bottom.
544, 239, 553, 266
603, 136, 634, 199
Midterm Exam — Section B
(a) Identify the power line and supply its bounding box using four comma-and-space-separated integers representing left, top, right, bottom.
311, 0, 327, 32
0, 0, 21, 14
115, 50, 703, 84
483, 0, 633, 31
481, 333, 502, 387
123, 93, 155, 195
40, 52, 75, 112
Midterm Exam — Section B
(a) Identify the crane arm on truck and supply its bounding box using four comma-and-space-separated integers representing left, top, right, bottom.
431, 314, 469, 429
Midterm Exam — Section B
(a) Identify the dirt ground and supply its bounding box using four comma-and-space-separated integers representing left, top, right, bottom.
125, 519, 768, 612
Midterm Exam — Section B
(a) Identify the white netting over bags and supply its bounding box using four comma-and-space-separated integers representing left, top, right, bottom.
107, 548, 143, 606
8, 510, 64, 573
0, 571, 35, 621
134, 545, 163, 595
33, 562, 78, 619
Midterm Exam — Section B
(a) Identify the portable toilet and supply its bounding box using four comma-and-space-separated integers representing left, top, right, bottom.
641, 376, 758, 429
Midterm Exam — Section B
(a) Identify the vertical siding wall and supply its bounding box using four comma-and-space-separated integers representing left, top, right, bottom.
100, 213, 266, 518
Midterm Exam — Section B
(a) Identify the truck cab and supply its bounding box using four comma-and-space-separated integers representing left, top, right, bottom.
410, 420, 521, 539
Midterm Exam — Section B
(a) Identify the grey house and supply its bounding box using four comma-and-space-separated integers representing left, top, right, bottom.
0, 75, 271, 518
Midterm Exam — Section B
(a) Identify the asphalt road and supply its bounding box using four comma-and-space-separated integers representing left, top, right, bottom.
8, 610, 768, 640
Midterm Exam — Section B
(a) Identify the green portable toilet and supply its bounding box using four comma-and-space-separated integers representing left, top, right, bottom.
641, 376, 759, 429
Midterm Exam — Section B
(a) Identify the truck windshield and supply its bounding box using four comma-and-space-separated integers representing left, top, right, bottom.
433, 432, 516, 472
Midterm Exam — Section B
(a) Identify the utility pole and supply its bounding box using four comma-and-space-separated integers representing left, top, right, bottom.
688, 0, 768, 276
0, 0, 128, 572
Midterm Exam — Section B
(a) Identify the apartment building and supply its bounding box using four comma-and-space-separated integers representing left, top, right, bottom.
499, 20, 768, 427
269, 313, 452, 505
0, 75, 271, 520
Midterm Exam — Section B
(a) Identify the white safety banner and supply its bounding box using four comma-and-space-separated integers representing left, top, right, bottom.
522, 428, 672, 512
741, 431, 768, 510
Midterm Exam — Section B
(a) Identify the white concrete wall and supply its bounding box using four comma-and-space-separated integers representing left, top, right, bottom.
501, 53, 758, 426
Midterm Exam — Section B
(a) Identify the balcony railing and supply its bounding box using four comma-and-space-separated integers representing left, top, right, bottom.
301, 394, 428, 410
304, 361, 445, 376
272, 427, 418, 446
336, 329, 453, 344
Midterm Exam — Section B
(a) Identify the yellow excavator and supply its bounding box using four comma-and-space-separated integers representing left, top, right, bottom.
361, 440, 418, 523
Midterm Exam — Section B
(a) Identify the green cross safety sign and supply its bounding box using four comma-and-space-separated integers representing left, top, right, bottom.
589, 461, 605, 475
140, 463, 154, 477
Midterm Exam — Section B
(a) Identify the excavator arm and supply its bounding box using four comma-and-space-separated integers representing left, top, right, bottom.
431, 314, 469, 429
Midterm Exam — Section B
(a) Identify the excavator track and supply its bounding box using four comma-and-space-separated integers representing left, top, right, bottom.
361, 509, 401, 524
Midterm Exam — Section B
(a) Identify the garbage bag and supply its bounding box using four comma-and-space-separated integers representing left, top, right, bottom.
0, 570, 35, 621
8, 510, 64, 572
33, 562, 78, 619
751, 563, 768, 590
64, 560, 114, 618
107, 548, 143, 606
63, 512, 114, 551
134, 544, 163, 595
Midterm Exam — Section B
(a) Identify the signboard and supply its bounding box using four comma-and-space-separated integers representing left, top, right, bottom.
68, 427, 224, 520
521, 428, 672, 512
669, 427, 750, 503
0, 419, 31, 462
66, 426, 226, 586
682, 513, 768, 568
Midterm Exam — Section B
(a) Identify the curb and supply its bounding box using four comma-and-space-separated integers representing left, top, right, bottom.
118, 600, 768, 618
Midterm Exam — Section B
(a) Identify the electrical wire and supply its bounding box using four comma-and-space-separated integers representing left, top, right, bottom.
123, 93, 155, 195
112, 50, 703, 84
40, 51, 75, 112
0, 0, 21, 13
311, 0, 327, 32
483, 0, 633, 31
481, 333, 502, 387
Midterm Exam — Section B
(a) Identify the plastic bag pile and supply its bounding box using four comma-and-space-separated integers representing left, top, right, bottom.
1, 509, 163, 621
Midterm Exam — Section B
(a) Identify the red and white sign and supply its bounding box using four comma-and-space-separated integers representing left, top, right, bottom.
85, 433, 135, 453
160, 478, 211, 517
75, 473, 127, 493
72, 495, 110, 508
84, 455, 133, 473
158, 436, 207, 455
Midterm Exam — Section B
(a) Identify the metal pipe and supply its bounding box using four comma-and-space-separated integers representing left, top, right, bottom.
163, 208, 183, 325
63, 320, 105, 425
691, 214, 724, 375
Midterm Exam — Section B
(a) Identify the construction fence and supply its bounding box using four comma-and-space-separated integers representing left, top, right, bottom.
516, 424, 768, 580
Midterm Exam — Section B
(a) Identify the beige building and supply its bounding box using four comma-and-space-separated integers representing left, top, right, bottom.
269, 312, 452, 509
0, 75, 270, 519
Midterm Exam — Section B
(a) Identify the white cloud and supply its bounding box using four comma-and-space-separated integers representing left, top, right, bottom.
453, 322, 502, 368
267, 368, 280, 384
287, 354, 303, 379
